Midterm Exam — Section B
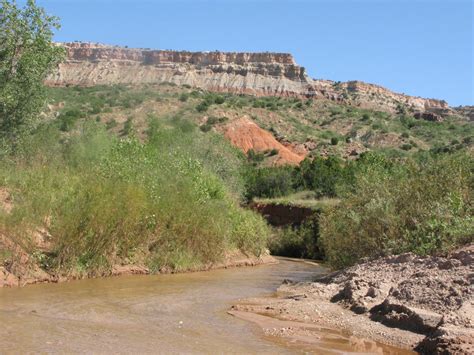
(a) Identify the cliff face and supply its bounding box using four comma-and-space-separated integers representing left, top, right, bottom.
46, 42, 450, 113
47, 42, 310, 97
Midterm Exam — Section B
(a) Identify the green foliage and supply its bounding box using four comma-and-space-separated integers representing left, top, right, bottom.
361, 113, 370, 121
297, 156, 347, 198
199, 116, 228, 132
196, 101, 209, 112
0, 119, 268, 274
179, 92, 189, 102
0, 0, 64, 139
247, 149, 265, 163
268, 148, 279, 156
319, 153, 474, 268
244, 165, 296, 200
106, 118, 117, 130
268, 215, 322, 259
57, 109, 83, 132
121, 116, 134, 136
400, 143, 413, 151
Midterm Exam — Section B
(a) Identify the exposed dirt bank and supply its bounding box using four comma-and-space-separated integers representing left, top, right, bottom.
0, 243, 276, 288
249, 201, 315, 226
231, 245, 473, 354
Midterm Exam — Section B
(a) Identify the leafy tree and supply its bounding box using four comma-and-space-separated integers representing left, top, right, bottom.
0, 0, 64, 139
298, 156, 345, 197
244, 165, 296, 199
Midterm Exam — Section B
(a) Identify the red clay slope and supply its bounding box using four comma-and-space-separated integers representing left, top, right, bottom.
223, 117, 305, 165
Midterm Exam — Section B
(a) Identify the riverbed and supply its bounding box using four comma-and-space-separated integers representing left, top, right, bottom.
0, 258, 410, 353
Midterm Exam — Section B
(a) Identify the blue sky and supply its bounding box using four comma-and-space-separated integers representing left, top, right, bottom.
32, 0, 473, 106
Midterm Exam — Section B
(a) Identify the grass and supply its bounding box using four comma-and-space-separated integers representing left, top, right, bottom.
43, 85, 473, 163
3, 84, 473, 271
0, 116, 269, 275
254, 191, 339, 210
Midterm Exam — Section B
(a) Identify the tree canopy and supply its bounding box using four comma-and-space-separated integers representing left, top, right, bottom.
0, 0, 64, 140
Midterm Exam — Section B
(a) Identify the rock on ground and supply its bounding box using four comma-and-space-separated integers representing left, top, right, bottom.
233, 244, 473, 354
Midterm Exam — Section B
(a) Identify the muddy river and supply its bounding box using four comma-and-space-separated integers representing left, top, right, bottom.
0, 259, 410, 354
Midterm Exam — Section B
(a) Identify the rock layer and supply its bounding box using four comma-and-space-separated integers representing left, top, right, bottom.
47, 42, 450, 114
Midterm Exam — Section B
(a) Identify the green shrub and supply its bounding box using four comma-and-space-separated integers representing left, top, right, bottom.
320, 153, 474, 268
121, 116, 134, 136
106, 119, 118, 130
268, 214, 322, 259
196, 101, 209, 112
0, 119, 269, 274
247, 149, 265, 163
268, 149, 279, 156
214, 95, 225, 105
58, 109, 83, 132
361, 113, 370, 121
297, 156, 347, 198
179, 93, 189, 102
244, 165, 296, 199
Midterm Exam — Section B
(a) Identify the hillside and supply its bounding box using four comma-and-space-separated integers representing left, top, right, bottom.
44, 82, 473, 165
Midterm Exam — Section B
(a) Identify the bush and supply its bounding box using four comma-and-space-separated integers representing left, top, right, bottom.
297, 156, 347, 198
106, 119, 118, 130
179, 93, 189, 102
330, 137, 339, 145
361, 113, 370, 121
121, 116, 134, 136
0, 119, 269, 274
319, 153, 474, 268
268, 149, 279, 156
268, 214, 322, 259
196, 101, 209, 112
200, 116, 229, 132
214, 95, 225, 105
58, 109, 83, 132
247, 149, 265, 163
244, 165, 296, 199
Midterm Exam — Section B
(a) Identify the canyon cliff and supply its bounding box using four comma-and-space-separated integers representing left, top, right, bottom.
47, 42, 450, 115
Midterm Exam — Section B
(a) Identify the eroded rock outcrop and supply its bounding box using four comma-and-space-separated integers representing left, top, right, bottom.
223, 116, 306, 165
47, 42, 451, 114
47, 42, 309, 97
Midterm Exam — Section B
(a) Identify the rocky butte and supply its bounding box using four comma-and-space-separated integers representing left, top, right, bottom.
47, 42, 451, 115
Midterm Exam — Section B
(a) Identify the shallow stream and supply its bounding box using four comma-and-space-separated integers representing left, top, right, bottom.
0, 259, 411, 354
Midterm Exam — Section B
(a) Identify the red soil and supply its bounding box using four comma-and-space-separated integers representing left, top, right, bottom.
223, 116, 306, 165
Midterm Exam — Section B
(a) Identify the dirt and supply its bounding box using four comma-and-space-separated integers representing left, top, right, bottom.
249, 202, 315, 226
0, 227, 276, 288
231, 245, 473, 354
223, 116, 306, 165
0, 188, 13, 214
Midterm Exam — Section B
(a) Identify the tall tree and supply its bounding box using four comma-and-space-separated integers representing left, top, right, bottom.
0, 0, 64, 140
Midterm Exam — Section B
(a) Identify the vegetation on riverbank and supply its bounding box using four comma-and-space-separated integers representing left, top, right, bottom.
320, 152, 473, 267
1, 0, 472, 284
0, 118, 269, 275
245, 151, 473, 267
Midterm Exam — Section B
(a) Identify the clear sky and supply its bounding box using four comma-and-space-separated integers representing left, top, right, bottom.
30, 0, 473, 106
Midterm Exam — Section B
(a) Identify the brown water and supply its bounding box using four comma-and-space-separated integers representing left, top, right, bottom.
0, 259, 411, 354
